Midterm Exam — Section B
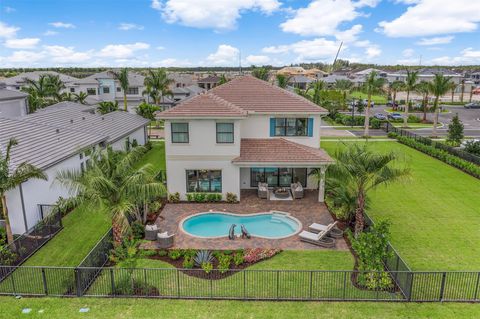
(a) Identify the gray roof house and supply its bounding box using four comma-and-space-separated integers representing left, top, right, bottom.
3, 71, 79, 91
1, 101, 149, 235
0, 82, 29, 118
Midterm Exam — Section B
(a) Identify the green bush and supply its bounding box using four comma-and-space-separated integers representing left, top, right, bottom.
233, 252, 244, 266
157, 249, 168, 257
407, 115, 421, 123
206, 193, 222, 202
182, 256, 194, 269
193, 193, 206, 202
168, 249, 182, 260
226, 192, 238, 203
168, 192, 180, 203
217, 254, 232, 273
370, 118, 381, 129
130, 221, 145, 240
465, 140, 480, 156
201, 261, 213, 274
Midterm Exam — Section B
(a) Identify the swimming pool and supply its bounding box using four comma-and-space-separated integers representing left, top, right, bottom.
180, 212, 302, 239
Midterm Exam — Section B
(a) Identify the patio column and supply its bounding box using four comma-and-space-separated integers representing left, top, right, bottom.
317, 166, 326, 202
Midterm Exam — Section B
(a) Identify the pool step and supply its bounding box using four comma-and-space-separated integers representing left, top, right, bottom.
271, 215, 285, 223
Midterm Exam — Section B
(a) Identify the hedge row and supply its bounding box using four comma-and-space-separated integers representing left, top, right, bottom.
389, 133, 480, 178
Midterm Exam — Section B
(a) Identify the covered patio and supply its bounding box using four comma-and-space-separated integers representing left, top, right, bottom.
147, 190, 348, 251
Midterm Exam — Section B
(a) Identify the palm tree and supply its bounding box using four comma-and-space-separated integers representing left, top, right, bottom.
334, 79, 354, 109
136, 102, 160, 136
361, 71, 385, 137
389, 81, 405, 111
309, 80, 326, 105
143, 69, 174, 106
46, 74, 66, 102
324, 143, 409, 236
415, 81, 430, 122
55, 147, 166, 245
460, 79, 465, 103
403, 70, 419, 127
428, 74, 453, 137
25, 91, 48, 113
112, 68, 129, 111
251, 66, 270, 81
73, 92, 88, 104
97, 101, 119, 115
276, 74, 289, 88
21, 74, 51, 98
218, 74, 229, 85
1, 139, 47, 244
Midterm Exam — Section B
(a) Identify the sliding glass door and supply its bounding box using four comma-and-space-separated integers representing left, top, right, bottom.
250, 168, 307, 187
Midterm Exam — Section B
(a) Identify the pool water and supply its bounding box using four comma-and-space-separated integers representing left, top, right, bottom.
181, 212, 301, 239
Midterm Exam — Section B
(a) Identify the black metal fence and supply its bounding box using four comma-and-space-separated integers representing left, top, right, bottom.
76, 228, 113, 295
383, 122, 480, 165
0, 210, 62, 280
0, 266, 478, 302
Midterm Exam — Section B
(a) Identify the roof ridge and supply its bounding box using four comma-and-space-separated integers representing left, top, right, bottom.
206, 92, 247, 115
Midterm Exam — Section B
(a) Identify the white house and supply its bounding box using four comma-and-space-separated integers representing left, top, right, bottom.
1, 102, 149, 234
157, 75, 333, 202
0, 82, 29, 118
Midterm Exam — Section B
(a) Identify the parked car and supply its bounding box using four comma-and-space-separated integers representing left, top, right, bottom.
464, 102, 480, 109
388, 112, 403, 120
374, 113, 387, 120
386, 101, 399, 108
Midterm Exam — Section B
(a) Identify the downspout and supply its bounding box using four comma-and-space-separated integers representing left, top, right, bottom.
19, 184, 28, 232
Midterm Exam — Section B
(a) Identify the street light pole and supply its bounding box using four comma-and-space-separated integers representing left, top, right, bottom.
351, 99, 355, 128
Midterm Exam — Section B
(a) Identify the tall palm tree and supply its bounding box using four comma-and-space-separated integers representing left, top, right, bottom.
323, 143, 409, 236
45, 74, 66, 102
73, 92, 88, 104
309, 80, 326, 105
428, 74, 453, 137
25, 91, 48, 113
335, 79, 354, 109
21, 74, 51, 98
389, 80, 405, 111
403, 70, 419, 127
136, 102, 160, 136
276, 74, 289, 88
97, 101, 119, 115
415, 81, 430, 122
55, 147, 166, 245
143, 69, 174, 106
112, 68, 129, 111
361, 71, 385, 137
1, 139, 47, 244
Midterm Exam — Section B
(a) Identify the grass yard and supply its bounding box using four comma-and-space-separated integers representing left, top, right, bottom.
136, 141, 165, 171
321, 141, 480, 271
1, 297, 479, 319
349, 91, 387, 104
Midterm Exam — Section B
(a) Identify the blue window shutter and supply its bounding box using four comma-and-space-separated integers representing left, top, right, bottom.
270, 118, 275, 137
308, 118, 314, 137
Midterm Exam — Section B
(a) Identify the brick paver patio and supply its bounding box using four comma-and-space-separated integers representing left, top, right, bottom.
146, 190, 348, 251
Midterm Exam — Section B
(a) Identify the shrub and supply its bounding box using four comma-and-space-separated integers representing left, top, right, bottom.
186, 193, 194, 202
201, 261, 213, 274
182, 249, 197, 258
233, 253, 244, 266
387, 132, 398, 139
193, 193, 207, 202
168, 192, 180, 203
168, 249, 182, 260
182, 256, 195, 269
206, 193, 222, 202
226, 192, 238, 203
349, 220, 394, 290
370, 118, 381, 129
447, 114, 464, 147
243, 248, 281, 263
193, 250, 214, 266
217, 254, 232, 273
407, 115, 421, 123
465, 140, 480, 156
157, 249, 168, 257
130, 221, 145, 240
149, 201, 162, 213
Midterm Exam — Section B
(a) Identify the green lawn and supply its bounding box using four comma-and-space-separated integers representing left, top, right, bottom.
24, 205, 110, 266
349, 91, 387, 104
136, 141, 165, 171
321, 141, 480, 271
1, 297, 479, 319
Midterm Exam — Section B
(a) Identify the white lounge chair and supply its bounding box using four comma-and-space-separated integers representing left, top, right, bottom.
299, 229, 335, 248
308, 221, 343, 238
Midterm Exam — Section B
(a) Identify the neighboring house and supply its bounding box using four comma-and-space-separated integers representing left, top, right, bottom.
197, 75, 221, 90
386, 68, 462, 85
467, 71, 480, 86
287, 75, 314, 90
0, 82, 28, 118
276, 66, 306, 77
168, 73, 197, 88
171, 85, 205, 102
3, 71, 78, 91
157, 75, 333, 202
1, 101, 149, 234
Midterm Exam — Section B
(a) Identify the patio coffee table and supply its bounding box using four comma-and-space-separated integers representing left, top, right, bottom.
274, 187, 290, 199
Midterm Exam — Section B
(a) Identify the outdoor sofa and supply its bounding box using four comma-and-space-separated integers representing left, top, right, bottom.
290, 182, 304, 199
308, 221, 343, 238
258, 182, 269, 199
299, 222, 338, 248
157, 232, 175, 249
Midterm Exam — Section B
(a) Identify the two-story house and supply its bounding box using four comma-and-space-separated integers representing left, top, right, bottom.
158, 75, 333, 202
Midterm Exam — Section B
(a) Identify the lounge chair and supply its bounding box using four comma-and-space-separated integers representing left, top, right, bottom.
258, 182, 269, 199
299, 229, 335, 248
144, 224, 159, 241
157, 232, 174, 249
290, 182, 304, 199
308, 221, 343, 238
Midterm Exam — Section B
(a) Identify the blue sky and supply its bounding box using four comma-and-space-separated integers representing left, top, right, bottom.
1, 0, 480, 67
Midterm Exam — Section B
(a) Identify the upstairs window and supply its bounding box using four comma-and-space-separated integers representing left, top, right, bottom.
274, 118, 308, 136
117, 87, 121, 92
171, 123, 189, 143
102, 86, 110, 94
86, 88, 96, 95
70, 88, 75, 93
216, 123, 234, 143
126, 87, 139, 95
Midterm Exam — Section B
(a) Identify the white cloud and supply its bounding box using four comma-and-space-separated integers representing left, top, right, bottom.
205, 44, 240, 66
153, 58, 193, 67
49, 22, 76, 29
118, 23, 144, 31
365, 46, 381, 58
43, 45, 93, 63
43, 30, 58, 36
280, 0, 377, 40
0, 22, 19, 38
402, 48, 415, 57
4, 37, 40, 49
97, 42, 150, 58
245, 55, 270, 65
263, 38, 343, 62
4, 6, 16, 13
378, 0, 480, 37
4, 50, 45, 64
156, 46, 165, 50
428, 48, 480, 65
416, 36, 454, 46
155, 0, 281, 30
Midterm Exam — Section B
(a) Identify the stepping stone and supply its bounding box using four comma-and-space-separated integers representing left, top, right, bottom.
79, 308, 90, 313
22, 308, 32, 314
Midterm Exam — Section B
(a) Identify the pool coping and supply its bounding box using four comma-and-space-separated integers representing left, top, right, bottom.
178, 210, 303, 240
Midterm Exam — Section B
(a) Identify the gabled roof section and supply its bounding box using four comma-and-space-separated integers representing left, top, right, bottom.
210, 75, 327, 114
157, 93, 247, 119
232, 138, 333, 164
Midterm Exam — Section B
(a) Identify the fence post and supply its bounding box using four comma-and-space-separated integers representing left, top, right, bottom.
394, 255, 400, 282
75, 268, 82, 297
309, 271, 313, 300
439, 272, 447, 301
10, 267, 17, 296
41, 267, 48, 296
276, 271, 280, 300
110, 268, 115, 296
343, 271, 347, 300
176, 269, 180, 298
474, 272, 480, 301
243, 270, 247, 299
407, 272, 414, 301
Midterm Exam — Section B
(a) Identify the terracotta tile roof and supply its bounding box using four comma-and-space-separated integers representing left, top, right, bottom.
232, 138, 333, 164
158, 93, 247, 118
210, 75, 327, 113
157, 75, 327, 118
